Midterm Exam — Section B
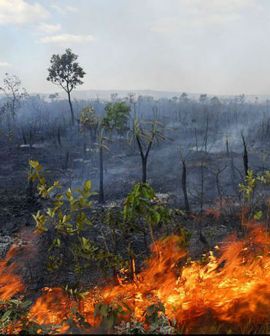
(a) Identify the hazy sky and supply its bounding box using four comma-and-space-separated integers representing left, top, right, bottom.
0, 0, 270, 95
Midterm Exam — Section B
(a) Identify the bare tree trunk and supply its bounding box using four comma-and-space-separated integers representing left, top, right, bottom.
99, 145, 104, 203
22, 128, 27, 144
200, 163, 205, 214
181, 159, 190, 212
29, 128, 33, 149
142, 157, 147, 183
194, 128, 198, 151
67, 91, 75, 126
63, 151, 70, 170
225, 136, 229, 157
241, 134, 249, 177
57, 126, 62, 146
26, 178, 35, 204
203, 113, 209, 152
136, 135, 148, 183
215, 166, 227, 209
230, 155, 239, 198
11, 97, 16, 121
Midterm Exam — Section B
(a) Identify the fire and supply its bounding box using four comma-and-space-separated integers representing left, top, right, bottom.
3, 224, 270, 333
28, 288, 72, 334
0, 245, 24, 301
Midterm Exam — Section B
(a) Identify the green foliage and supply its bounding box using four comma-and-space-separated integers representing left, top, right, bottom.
115, 303, 176, 334
253, 210, 263, 221
47, 48, 85, 93
80, 105, 98, 131
147, 313, 176, 334
257, 170, 270, 184
103, 207, 125, 232
64, 285, 89, 301
129, 118, 165, 148
29, 160, 130, 276
94, 302, 127, 330
29, 161, 93, 235
129, 118, 165, 182
29, 160, 101, 272
239, 169, 270, 220
65, 306, 92, 332
103, 102, 130, 133
115, 318, 146, 334
177, 227, 191, 248
239, 169, 257, 201
239, 169, 270, 202
0, 298, 31, 333
123, 182, 171, 241
47, 254, 63, 272
144, 302, 165, 325
0, 299, 63, 335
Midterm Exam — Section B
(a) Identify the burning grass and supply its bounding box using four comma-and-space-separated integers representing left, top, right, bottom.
2, 224, 270, 334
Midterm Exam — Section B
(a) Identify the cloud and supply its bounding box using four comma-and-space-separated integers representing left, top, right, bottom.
0, 61, 11, 67
39, 33, 95, 44
66, 5, 78, 13
50, 4, 78, 15
38, 23, 62, 33
150, 0, 259, 33
150, 13, 240, 33
179, 0, 257, 12
0, 0, 49, 25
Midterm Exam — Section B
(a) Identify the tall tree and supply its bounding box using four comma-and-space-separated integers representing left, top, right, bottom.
179, 92, 189, 103
0, 73, 27, 120
80, 105, 99, 143
103, 101, 130, 136
130, 118, 165, 183
80, 106, 108, 203
96, 127, 108, 203
47, 49, 85, 125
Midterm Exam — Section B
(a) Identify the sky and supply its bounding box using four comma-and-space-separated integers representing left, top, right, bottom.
0, 0, 270, 95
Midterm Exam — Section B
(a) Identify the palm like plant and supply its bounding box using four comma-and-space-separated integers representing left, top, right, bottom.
129, 118, 165, 183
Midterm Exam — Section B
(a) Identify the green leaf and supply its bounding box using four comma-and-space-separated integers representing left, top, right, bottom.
29, 160, 41, 170
254, 210, 263, 221
1, 310, 12, 322
84, 180, 91, 192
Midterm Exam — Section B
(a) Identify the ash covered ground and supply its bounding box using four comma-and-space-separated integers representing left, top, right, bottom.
1, 94, 270, 289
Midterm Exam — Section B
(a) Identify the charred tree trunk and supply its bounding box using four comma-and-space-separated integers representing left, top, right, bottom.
11, 97, 16, 121
63, 151, 70, 170
225, 137, 229, 157
203, 113, 209, 152
57, 126, 62, 147
29, 129, 33, 149
136, 136, 146, 183
241, 134, 249, 177
230, 155, 239, 199
215, 166, 227, 209
99, 145, 104, 203
200, 163, 205, 214
136, 136, 148, 183
26, 178, 35, 204
136, 135, 153, 184
67, 91, 75, 126
22, 128, 27, 145
216, 173, 222, 208
142, 157, 147, 183
83, 142, 87, 158
194, 128, 198, 151
181, 159, 190, 213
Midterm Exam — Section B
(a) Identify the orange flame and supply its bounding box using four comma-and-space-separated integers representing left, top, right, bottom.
0, 245, 24, 301
3, 225, 270, 333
